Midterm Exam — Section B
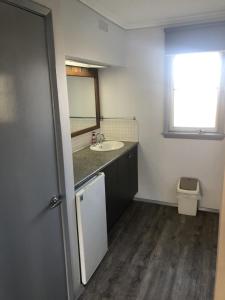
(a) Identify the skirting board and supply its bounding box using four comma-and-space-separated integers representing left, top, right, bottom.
134, 197, 219, 214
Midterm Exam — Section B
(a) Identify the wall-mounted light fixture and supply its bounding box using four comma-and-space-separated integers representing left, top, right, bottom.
65, 59, 106, 69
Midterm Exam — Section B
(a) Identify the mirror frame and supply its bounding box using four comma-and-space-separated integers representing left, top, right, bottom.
66, 65, 101, 137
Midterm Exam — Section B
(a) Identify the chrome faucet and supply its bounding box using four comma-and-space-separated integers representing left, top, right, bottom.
96, 133, 105, 145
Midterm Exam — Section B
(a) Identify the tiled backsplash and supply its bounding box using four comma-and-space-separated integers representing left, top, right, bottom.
71, 131, 98, 152
100, 119, 138, 142
71, 119, 138, 152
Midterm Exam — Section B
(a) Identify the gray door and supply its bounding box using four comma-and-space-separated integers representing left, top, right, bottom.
0, 2, 68, 300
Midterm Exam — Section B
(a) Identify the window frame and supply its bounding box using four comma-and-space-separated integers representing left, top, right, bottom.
163, 52, 225, 140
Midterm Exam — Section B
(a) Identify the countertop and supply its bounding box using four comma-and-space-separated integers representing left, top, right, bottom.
73, 141, 138, 189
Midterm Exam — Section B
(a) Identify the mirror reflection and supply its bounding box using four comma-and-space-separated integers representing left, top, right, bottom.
66, 65, 100, 137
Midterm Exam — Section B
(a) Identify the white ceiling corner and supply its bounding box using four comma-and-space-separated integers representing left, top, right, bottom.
79, 0, 225, 29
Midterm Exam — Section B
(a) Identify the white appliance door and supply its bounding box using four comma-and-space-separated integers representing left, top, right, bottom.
76, 173, 108, 284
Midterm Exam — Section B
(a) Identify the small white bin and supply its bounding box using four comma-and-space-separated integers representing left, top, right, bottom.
177, 177, 201, 216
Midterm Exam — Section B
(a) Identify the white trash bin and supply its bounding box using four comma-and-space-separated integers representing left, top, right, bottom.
177, 177, 201, 216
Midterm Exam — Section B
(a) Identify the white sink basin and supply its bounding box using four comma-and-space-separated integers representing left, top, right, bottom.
90, 141, 124, 152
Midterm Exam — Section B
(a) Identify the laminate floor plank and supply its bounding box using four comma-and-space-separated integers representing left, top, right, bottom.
79, 202, 218, 300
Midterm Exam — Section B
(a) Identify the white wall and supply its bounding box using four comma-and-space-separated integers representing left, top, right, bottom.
60, 0, 127, 152
99, 27, 225, 210
59, 0, 225, 210
60, 0, 126, 66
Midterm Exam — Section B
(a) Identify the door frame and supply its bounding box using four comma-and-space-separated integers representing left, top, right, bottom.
214, 171, 225, 300
0, 0, 78, 299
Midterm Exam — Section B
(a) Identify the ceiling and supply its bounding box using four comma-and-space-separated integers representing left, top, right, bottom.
79, 0, 225, 29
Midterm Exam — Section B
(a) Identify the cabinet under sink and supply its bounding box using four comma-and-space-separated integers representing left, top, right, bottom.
102, 145, 138, 232
74, 144, 138, 285
73, 143, 138, 233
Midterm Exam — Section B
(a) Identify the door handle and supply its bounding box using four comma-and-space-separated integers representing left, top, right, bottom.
49, 195, 62, 209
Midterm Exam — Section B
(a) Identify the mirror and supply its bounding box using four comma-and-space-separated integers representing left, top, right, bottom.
66, 66, 100, 137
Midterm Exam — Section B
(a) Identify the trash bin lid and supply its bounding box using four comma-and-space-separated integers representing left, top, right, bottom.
179, 177, 198, 191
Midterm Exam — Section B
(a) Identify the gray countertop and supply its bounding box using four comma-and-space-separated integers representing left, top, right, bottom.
73, 142, 138, 189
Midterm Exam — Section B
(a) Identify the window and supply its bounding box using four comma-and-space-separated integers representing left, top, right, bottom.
164, 51, 225, 139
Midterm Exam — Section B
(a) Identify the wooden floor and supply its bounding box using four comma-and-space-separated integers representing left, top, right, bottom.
79, 201, 219, 300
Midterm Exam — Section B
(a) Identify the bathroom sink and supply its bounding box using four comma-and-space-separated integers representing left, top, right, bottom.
90, 141, 124, 152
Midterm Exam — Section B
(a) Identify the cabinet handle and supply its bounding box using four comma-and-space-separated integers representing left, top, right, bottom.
128, 153, 132, 159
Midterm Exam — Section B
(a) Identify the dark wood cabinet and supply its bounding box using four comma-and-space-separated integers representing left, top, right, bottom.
103, 160, 119, 231
128, 147, 138, 198
102, 146, 138, 232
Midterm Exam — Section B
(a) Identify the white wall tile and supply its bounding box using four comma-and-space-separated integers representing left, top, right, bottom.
71, 130, 99, 152
100, 119, 139, 142
71, 119, 138, 152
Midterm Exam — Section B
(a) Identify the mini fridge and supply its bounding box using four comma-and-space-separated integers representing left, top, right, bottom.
75, 173, 108, 284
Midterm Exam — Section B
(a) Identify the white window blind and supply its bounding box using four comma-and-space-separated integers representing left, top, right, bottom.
165, 22, 225, 55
